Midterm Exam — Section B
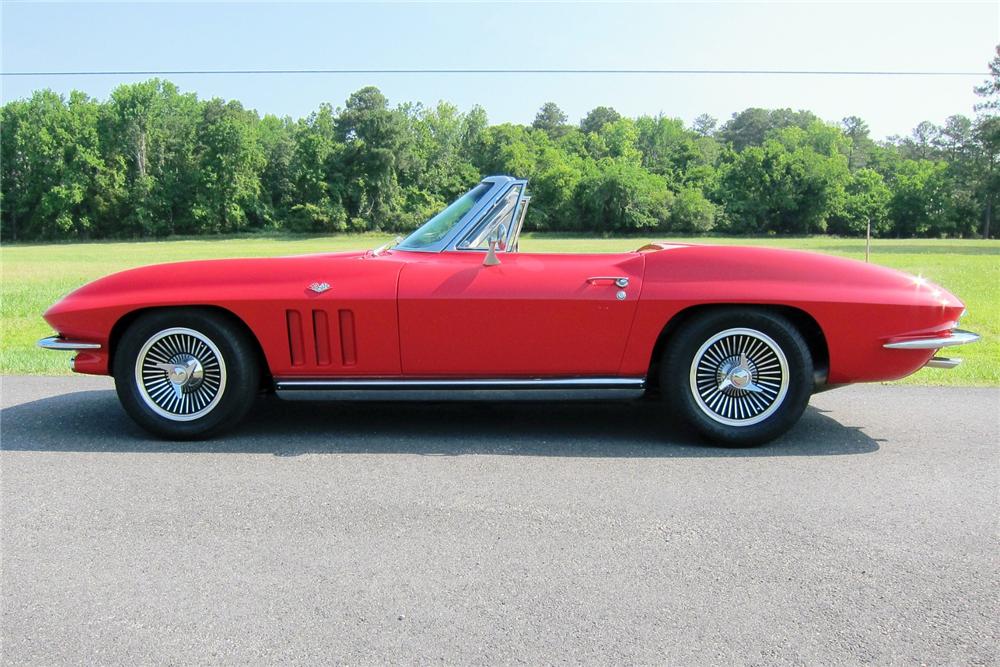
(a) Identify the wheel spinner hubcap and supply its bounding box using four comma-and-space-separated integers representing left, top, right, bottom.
134, 327, 227, 422
164, 354, 204, 387
689, 327, 790, 427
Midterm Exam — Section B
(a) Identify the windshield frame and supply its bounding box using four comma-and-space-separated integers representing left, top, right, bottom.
394, 176, 527, 253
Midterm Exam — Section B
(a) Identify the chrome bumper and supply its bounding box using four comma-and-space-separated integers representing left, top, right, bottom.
883, 329, 980, 350
883, 328, 980, 371
925, 357, 963, 369
37, 336, 101, 351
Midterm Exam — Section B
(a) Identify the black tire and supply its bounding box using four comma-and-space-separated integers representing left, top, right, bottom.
113, 309, 261, 440
660, 309, 813, 446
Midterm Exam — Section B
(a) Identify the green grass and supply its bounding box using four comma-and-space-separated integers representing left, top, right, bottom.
2, 233, 997, 385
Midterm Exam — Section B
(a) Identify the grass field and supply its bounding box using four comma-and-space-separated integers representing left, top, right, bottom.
2, 233, 997, 385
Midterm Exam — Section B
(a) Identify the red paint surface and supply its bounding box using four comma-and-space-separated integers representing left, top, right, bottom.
396, 251, 644, 375
43, 244, 965, 385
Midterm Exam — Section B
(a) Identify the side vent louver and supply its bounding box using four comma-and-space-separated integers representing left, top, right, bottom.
286, 310, 305, 366
312, 310, 331, 366
338, 310, 357, 366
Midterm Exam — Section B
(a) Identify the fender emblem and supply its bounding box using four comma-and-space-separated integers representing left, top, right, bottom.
308, 282, 331, 294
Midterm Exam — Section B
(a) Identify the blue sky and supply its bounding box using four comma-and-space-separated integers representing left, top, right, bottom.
2, 1, 997, 138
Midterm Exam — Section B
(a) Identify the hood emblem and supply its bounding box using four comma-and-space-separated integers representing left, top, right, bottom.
308, 282, 331, 294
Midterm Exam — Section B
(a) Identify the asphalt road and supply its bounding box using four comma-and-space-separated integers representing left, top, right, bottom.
1, 375, 997, 665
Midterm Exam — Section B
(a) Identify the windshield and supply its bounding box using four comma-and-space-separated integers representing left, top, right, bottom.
397, 182, 493, 250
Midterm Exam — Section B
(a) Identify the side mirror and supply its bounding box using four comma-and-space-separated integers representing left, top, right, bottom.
483, 225, 504, 266
483, 239, 501, 266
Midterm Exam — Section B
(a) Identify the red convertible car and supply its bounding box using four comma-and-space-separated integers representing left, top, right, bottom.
39, 176, 979, 445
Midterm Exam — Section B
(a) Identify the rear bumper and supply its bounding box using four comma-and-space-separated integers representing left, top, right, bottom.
883, 328, 980, 371
883, 329, 980, 350
925, 357, 963, 369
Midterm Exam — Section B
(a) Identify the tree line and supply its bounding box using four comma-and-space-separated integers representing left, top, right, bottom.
2, 47, 997, 241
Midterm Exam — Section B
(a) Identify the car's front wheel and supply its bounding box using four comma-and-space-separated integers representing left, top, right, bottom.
661, 309, 813, 446
113, 310, 260, 439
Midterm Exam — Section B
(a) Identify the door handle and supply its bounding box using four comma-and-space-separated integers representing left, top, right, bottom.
587, 276, 629, 288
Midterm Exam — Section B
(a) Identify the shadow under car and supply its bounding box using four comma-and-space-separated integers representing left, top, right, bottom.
1, 388, 880, 458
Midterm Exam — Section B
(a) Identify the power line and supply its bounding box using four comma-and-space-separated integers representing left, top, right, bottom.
0, 68, 986, 77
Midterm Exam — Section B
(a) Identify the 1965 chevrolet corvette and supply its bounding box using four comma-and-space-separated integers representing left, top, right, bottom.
40, 175, 980, 445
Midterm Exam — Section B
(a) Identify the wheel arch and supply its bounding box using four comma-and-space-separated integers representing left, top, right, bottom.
645, 304, 830, 394
108, 305, 272, 387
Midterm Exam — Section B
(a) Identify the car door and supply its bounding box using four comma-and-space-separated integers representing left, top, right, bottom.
396, 250, 645, 376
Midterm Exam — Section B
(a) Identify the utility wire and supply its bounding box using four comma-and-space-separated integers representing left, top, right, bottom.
0, 68, 985, 77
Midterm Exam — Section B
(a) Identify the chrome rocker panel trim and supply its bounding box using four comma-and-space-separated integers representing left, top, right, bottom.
883, 329, 980, 350
275, 377, 645, 391
274, 377, 647, 402
37, 336, 102, 351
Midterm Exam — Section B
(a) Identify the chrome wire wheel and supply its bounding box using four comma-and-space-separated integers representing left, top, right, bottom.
133, 327, 227, 422
688, 327, 790, 427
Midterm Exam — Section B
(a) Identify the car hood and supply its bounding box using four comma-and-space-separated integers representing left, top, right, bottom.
44, 250, 369, 320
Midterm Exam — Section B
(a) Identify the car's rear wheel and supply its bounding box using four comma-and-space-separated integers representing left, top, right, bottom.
113, 310, 260, 439
661, 309, 813, 446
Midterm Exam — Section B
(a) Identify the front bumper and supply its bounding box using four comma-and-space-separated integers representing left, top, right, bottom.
38, 336, 104, 373
37, 336, 102, 351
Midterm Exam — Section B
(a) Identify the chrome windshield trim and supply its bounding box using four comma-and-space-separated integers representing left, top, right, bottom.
883, 329, 981, 350
275, 377, 645, 391
509, 195, 531, 253
395, 176, 516, 253
37, 336, 102, 351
